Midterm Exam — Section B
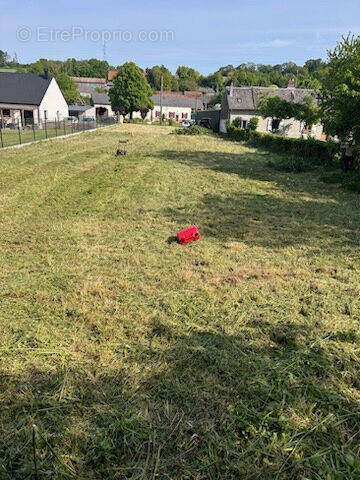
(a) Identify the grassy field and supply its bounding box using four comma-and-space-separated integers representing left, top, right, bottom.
0, 125, 359, 479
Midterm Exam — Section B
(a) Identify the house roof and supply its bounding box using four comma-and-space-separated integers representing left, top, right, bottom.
76, 85, 95, 95
91, 93, 111, 105
72, 77, 106, 84
151, 94, 200, 108
108, 70, 118, 81
68, 105, 93, 113
0, 72, 53, 106
226, 86, 316, 111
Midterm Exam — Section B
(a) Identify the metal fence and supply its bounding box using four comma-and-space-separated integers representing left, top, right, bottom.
0, 117, 117, 149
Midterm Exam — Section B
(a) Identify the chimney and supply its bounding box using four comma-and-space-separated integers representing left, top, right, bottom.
287, 78, 295, 88
44, 68, 49, 79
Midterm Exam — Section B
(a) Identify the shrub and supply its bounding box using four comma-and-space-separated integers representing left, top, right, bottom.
232, 117, 243, 128
248, 117, 259, 131
168, 118, 176, 127
226, 123, 250, 141
174, 125, 211, 136
247, 131, 340, 165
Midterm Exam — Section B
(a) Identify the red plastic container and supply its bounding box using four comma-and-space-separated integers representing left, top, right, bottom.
177, 225, 201, 245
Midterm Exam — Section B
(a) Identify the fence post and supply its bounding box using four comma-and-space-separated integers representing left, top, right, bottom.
55, 119, 58, 137
45, 118, 48, 139
63, 119, 66, 136
32, 123, 36, 141
0, 127, 3, 148
18, 120, 22, 145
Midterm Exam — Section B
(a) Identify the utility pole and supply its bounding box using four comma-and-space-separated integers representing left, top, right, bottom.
160, 74, 163, 125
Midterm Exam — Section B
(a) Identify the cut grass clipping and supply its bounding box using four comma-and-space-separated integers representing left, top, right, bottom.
0, 124, 359, 479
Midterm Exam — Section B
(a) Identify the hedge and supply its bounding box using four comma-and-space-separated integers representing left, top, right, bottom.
226, 126, 340, 165
226, 124, 251, 141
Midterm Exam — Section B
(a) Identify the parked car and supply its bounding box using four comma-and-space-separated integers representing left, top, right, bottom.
66, 116, 78, 123
82, 117, 95, 123
181, 119, 196, 128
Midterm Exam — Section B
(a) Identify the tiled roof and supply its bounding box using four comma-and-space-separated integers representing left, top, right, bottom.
107, 70, 118, 81
91, 93, 111, 105
151, 94, 201, 108
72, 77, 106, 84
226, 86, 316, 111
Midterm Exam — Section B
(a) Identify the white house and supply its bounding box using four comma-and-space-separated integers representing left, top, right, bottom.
220, 82, 324, 140
69, 93, 114, 120
0, 70, 68, 128
126, 94, 193, 122
148, 94, 193, 122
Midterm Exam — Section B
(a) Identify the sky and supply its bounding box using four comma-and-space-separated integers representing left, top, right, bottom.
1, 0, 360, 74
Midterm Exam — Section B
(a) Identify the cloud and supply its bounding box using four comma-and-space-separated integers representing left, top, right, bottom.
235, 39, 294, 49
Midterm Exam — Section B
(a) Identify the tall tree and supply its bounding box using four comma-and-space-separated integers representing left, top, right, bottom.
0, 50, 10, 66
146, 65, 177, 91
294, 96, 321, 130
258, 95, 298, 131
176, 65, 201, 91
55, 73, 80, 104
109, 62, 154, 119
320, 34, 360, 142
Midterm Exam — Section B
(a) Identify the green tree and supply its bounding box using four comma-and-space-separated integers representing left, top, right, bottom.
109, 62, 154, 119
201, 72, 224, 92
258, 95, 297, 131
294, 95, 321, 130
320, 34, 360, 142
0, 50, 10, 66
146, 65, 176, 91
176, 65, 201, 91
55, 73, 80, 104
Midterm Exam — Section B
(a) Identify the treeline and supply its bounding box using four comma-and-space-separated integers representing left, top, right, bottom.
0, 49, 330, 106
1, 49, 328, 92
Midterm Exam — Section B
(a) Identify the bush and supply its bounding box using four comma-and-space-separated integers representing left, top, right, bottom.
247, 131, 340, 165
174, 125, 211, 136
168, 118, 176, 127
226, 123, 250, 141
248, 117, 259, 131
232, 117, 243, 128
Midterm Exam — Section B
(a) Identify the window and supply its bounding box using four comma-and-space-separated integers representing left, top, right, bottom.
155, 111, 160, 118
169, 112, 176, 119
182, 112, 188, 119
242, 120, 247, 129
2, 109, 10, 116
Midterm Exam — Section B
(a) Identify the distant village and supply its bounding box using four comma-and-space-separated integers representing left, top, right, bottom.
0, 66, 324, 139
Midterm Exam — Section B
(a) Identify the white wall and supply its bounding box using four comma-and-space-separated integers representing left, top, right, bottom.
39, 78, 69, 122
151, 105, 191, 121
228, 112, 323, 140
93, 104, 114, 117
127, 105, 192, 122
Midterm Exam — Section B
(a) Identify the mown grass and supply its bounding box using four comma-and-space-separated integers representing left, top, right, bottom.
0, 125, 359, 479
0, 123, 100, 148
